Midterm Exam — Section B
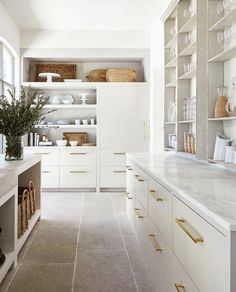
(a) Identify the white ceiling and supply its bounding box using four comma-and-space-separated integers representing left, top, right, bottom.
1, 0, 168, 31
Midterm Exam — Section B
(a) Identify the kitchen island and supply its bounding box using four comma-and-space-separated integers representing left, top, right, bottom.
0, 155, 41, 284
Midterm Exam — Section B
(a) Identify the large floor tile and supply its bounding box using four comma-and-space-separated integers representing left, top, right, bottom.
7, 264, 74, 292
111, 193, 126, 215
74, 249, 136, 290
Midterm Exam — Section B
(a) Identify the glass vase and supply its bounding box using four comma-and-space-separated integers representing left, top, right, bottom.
5, 136, 23, 161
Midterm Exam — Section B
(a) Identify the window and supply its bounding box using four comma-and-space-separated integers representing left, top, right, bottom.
0, 42, 16, 153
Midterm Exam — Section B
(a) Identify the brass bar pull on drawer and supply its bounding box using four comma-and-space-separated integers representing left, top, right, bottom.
126, 192, 133, 200
70, 171, 87, 174
134, 208, 144, 219
113, 170, 126, 173
113, 152, 126, 155
150, 190, 164, 202
148, 234, 163, 252
42, 171, 50, 174
70, 153, 87, 155
175, 283, 185, 291
135, 175, 144, 182
175, 218, 204, 244
126, 166, 133, 171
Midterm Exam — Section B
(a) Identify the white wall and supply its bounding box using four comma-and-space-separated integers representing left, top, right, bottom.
0, 2, 20, 55
21, 29, 150, 49
150, 19, 165, 152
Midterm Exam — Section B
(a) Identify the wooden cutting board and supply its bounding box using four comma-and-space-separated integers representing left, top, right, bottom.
87, 69, 107, 82
106, 68, 137, 82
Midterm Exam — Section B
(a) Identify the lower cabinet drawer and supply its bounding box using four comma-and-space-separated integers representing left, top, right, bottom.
100, 149, 127, 166
60, 167, 96, 188
100, 166, 126, 188
147, 218, 198, 292
149, 177, 172, 245
24, 148, 59, 166
173, 196, 227, 292
126, 191, 135, 227
134, 167, 149, 211
42, 167, 59, 188
60, 148, 96, 166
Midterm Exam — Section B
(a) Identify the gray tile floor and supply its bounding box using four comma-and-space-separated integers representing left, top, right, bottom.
0, 193, 155, 292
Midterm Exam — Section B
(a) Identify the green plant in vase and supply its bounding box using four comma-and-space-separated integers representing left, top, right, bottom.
0, 88, 52, 161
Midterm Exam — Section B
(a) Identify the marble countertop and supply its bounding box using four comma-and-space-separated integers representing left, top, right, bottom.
127, 152, 236, 234
0, 154, 41, 200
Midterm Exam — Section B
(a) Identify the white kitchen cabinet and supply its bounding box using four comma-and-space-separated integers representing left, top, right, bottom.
100, 166, 126, 188
126, 162, 135, 226
98, 84, 149, 149
41, 167, 59, 188
60, 148, 96, 166
24, 147, 60, 166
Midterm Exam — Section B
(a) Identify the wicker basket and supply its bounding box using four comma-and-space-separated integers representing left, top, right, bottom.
18, 189, 29, 238
18, 181, 36, 219
35, 64, 77, 82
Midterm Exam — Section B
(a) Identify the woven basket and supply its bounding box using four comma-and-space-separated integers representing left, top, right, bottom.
19, 181, 36, 219
35, 64, 77, 82
18, 189, 29, 238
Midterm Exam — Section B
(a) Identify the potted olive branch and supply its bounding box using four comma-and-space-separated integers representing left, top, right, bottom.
0, 87, 52, 161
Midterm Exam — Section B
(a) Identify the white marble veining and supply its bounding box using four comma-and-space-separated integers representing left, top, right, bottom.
127, 152, 236, 233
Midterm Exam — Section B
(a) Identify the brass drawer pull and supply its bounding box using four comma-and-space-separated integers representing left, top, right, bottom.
113, 152, 126, 155
175, 218, 204, 244
135, 175, 144, 182
70, 171, 87, 174
150, 190, 164, 202
175, 283, 185, 291
34, 153, 50, 155
70, 153, 87, 155
134, 208, 144, 219
113, 170, 126, 173
148, 234, 163, 252
42, 171, 50, 174
126, 166, 133, 171
126, 192, 133, 200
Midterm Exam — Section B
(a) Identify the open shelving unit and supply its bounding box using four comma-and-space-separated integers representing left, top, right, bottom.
162, 0, 207, 159
207, 2, 236, 166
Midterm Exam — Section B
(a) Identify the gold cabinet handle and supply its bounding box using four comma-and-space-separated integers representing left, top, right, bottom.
126, 166, 133, 171
113, 170, 126, 173
42, 171, 50, 173
175, 283, 185, 291
113, 152, 126, 155
34, 153, 50, 155
70, 153, 87, 155
134, 208, 144, 219
134, 175, 144, 182
149, 190, 164, 202
175, 218, 204, 244
70, 171, 87, 174
148, 234, 163, 252
126, 192, 133, 200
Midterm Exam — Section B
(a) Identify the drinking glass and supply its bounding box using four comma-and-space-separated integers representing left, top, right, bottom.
217, 1, 224, 15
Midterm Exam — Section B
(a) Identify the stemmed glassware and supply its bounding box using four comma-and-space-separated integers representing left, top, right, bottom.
217, 22, 236, 50
217, 0, 236, 16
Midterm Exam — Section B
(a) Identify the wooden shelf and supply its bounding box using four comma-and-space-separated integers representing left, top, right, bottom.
208, 46, 236, 62
208, 117, 236, 121
179, 42, 196, 56
165, 80, 177, 87
179, 15, 196, 33
178, 120, 195, 124
0, 251, 14, 283
179, 69, 196, 80
43, 104, 97, 109
34, 124, 97, 129
165, 57, 177, 68
209, 8, 236, 32
165, 121, 177, 125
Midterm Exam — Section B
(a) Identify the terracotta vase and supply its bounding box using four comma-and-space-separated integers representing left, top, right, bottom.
214, 95, 228, 118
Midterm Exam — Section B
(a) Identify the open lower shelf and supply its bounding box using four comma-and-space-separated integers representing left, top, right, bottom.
179, 69, 196, 80
16, 209, 41, 254
164, 121, 177, 125
209, 8, 236, 32
34, 125, 97, 129
165, 80, 177, 87
0, 251, 15, 283
179, 42, 196, 56
208, 46, 236, 62
178, 120, 195, 124
165, 57, 177, 68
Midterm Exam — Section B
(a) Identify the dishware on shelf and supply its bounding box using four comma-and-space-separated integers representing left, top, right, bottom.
47, 121, 54, 125
170, 22, 177, 36
217, 1, 224, 16
75, 119, 81, 125
214, 87, 228, 118
69, 141, 78, 147
38, 73, 61, 83
49, 94, 74, 105
168, 134, 176, 149
79, 93, 89, 105
90, 118, 95, 125
56, 140, 67, 147
225, 146, 236, 163
169, 44, 177, 59
189, 0, 196, 17
82, 119, 88, 125
213, 133, 231, 161
63, 132, 87, 146
170, 68, 176, 83
57, 119, 71, 125
167, 101, 176, 122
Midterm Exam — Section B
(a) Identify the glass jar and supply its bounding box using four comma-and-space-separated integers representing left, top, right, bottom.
167, 101, 176, 122
5, 136, 23, 161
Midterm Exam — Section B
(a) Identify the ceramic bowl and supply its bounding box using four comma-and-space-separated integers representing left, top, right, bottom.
69, 141, 78, 147
56, 140, 67, 147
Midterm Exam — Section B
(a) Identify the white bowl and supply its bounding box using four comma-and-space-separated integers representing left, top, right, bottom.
56, 140, 67, 147
69, 141, 78, 147
62, 99, 72, 104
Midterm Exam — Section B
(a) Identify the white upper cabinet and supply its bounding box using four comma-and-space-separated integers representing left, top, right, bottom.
98, 84, 149, 149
